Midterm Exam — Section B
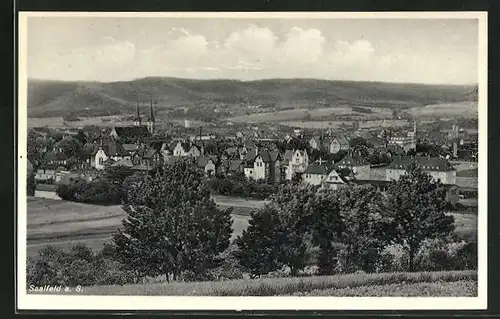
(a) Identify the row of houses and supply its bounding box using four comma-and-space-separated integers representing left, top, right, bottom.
300, 156, 459, 204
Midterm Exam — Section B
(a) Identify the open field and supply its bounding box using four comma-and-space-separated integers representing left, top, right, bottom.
39, 270, 476, 296
26, 196, 264, 257
226, 106, 392, 124
408, 101, 478, 119
279, 119, 431, 130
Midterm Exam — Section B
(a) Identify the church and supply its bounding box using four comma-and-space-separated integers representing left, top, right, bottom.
110, 99, 156, 141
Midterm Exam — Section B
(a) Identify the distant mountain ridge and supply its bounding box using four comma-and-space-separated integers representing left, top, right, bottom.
27, 77, 477, 118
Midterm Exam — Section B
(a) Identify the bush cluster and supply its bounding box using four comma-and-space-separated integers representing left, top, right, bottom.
56, 178, 120, 205
207, 174, 280, 200
27, 244, 139, 288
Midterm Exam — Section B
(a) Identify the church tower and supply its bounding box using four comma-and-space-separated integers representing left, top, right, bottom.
146, 96, 155, 134
133, 100, 141, 127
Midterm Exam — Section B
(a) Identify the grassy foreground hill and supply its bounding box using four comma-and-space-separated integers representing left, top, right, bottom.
28, 77, 476, 118
39, 270, 477, 296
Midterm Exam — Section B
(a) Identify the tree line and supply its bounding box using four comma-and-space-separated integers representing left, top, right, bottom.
28, 161, 476, 287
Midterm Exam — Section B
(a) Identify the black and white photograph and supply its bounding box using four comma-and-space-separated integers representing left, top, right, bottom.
17, 12, 487, 310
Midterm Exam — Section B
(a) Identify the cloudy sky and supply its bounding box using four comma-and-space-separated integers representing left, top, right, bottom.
26, 16, 479, 84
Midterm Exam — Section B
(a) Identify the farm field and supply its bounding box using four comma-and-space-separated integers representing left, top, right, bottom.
47, 270, 477, 296
279, 119, 417, 130
26, 196, 265, 257
226, 106, 387, 124
25, 196, 477, 258
407, 101, 478, 119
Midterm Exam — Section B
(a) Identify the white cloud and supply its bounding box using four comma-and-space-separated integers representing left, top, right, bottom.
279, 27, 325, 66
226, 60, 264, 71
199, 66, 220, 71
224, 24, 277, 56
329, 39, 375, 67
28, 23, 476, 84
71, 37, 136, 67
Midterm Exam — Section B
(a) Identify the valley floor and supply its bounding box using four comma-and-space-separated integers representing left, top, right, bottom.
26, 196, 260, 257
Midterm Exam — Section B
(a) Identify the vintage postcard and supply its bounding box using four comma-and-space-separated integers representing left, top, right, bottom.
17, 11, 487, 311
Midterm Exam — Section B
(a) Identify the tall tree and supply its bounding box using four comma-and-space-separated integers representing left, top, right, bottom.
112, 161, 233, 281
386, 163, 455, 271
27, 131, 46, 167
308, 190, 343, 275
269, 185, 318, 275
235, 206, 283, 278
335, 185, 393, 273
56, 137, 82, 159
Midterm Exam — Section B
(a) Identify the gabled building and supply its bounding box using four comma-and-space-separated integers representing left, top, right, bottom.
302, 159, 333, 186
90, 140, 130, 170
141, 148, 163, 168
323, 168, 351, 190
282, 149, 309, 180
328, 136, 350, 154
308, 136, 322, 150
188, 144, 203, 158
197, 156, 218, 177
336, 154, 371, 180
244, 149, 281, 184
172, 141, 190, 157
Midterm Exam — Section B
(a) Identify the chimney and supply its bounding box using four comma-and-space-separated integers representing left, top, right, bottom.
453, 141, 458, 158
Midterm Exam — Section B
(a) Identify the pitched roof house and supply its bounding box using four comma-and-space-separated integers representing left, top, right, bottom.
303, 160, 333, 186
244, 149, 281, 184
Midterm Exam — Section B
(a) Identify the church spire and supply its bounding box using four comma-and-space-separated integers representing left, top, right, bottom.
149, 96, 154, 122
134, 98, 141, 126
137, 100, 140, 119
146, 95, 155, 135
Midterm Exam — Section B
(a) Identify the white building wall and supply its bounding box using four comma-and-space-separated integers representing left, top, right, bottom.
94, 149, 108, 170
303, 173, 326, 186
173, 143, 188, 157
244, 167, 254, 179
353, 165, 371, 180
204, 161, 216, 176
253, 157, 266, 180
386, 168, 456, 185
330, 141, 340, 154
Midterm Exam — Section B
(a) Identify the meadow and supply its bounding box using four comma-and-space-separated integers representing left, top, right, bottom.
26, 196, 261, 257
407, 101, 478, 119
46, 270, 477, 296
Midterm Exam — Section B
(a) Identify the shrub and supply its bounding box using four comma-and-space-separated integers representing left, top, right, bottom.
207, 174, 279, 200
414, 239, 477, 272
56, 178, 120, 205
27, 243, 139, 288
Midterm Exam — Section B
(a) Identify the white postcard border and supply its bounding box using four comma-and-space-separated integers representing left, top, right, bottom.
16, 11, 488, 311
